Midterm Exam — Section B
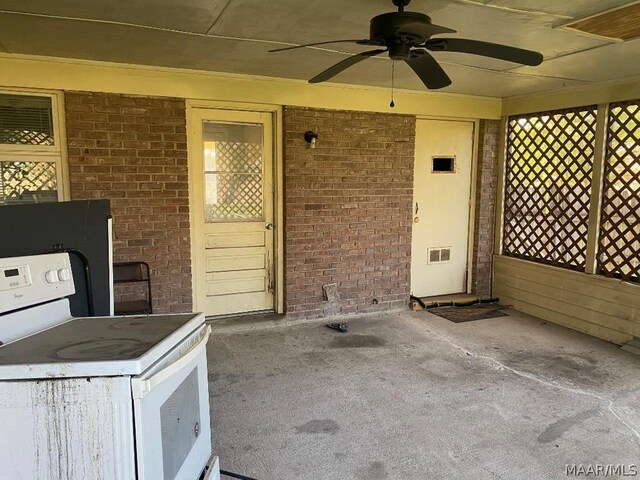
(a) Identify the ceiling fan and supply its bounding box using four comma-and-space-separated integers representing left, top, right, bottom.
269, 0, 543, 90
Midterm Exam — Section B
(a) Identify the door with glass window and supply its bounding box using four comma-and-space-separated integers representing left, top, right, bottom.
190, 109, 274, 316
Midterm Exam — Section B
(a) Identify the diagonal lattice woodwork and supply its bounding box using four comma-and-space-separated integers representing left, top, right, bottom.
205, 141, 263, 222
503, 106, 597, 271
206, 174, 263, 221
598, 101, 640, 283
0, 129, 54, 146
0, 161, 58, 205
212, 142, 262, 174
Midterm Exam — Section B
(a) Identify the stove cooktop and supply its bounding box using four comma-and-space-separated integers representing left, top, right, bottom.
0, 313, 204, 379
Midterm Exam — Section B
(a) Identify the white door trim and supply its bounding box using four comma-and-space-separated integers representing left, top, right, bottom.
186, 100, 283, 314
467, 119, 480, 293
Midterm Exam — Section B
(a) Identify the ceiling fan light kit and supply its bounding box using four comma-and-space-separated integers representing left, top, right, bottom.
270, 0, 543, 92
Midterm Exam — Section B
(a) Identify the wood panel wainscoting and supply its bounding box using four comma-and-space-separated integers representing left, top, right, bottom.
493, 255, 640, 345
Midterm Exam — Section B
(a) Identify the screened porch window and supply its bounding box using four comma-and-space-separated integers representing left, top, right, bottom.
502, 106, 597, 271
598, 100, 640, 282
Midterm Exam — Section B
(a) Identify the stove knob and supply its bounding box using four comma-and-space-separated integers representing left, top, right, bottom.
57, 268, 71, 282
45, 270, 60, 284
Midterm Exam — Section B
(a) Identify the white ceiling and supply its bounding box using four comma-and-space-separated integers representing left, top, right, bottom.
0, 0, 639, 98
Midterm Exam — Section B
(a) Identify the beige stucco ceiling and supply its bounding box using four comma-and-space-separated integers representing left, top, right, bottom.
0, 0, 638, 98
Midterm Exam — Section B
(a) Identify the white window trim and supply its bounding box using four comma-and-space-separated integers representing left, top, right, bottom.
0, 88, 69, 201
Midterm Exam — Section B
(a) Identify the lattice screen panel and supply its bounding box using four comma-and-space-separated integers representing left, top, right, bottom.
205, 141, 263, 222
0, 161, 58, 205
598, 101, 640, 282
212, 142, 262, 173
0, 130, 53, 146
503, 107, 597, 271
206, 174, 263, 221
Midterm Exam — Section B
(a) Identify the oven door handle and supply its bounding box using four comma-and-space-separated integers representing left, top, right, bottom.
132, 324, 211, 399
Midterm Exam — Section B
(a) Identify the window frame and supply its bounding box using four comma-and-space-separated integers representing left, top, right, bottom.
0, 88, 68, 202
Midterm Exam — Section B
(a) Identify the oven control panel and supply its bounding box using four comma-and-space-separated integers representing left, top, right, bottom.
0, 265, 31, 291
0, 253, 75, 314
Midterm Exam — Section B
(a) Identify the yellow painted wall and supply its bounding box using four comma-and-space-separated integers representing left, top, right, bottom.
0, 53, 501, 119
502, 75, 640, 116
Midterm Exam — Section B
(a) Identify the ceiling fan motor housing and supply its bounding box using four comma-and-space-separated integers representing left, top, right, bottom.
370, 12, 432, 60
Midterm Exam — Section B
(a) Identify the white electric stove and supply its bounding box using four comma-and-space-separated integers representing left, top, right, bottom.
0, 252, 220, 480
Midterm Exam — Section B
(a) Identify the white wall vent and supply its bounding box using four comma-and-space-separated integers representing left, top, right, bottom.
427, 247, 452, 264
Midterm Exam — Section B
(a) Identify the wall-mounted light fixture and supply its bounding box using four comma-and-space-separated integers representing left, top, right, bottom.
304, 130, 318, 149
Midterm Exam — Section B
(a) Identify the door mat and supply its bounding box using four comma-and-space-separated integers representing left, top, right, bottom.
427, 304, 508, 323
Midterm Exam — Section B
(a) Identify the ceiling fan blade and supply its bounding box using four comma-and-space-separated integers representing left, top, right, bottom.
309, 49, 387, 84
404, 50, 452, 89
425, 38, 543, 66
397, 22, 456, 39
269, 39, 377, 53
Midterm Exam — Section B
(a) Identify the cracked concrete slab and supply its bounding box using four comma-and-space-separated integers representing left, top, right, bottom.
207, 309, 640, 479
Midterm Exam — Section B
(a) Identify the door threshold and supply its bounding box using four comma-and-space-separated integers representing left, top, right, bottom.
421, 293, 477, 303
206, 310, 285, 333
205, 309, 276, 321
411, 293, 477, 311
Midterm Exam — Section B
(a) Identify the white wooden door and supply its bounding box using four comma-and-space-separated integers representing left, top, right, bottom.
411, 119, 474, 297
190, 109, 274, 316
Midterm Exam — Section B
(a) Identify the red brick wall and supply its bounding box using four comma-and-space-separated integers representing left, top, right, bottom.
64, 93, 491, 316
64, 92, 192, 313
472, 119, 500, 298
283, 107, 415, 317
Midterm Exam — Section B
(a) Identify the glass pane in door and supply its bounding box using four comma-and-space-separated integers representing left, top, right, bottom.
203, 122, 264, 222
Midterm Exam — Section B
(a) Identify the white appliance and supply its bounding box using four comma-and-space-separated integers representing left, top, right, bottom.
0, 252, 220, 480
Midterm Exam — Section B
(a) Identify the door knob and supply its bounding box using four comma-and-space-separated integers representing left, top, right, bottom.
265, 222, 274, 230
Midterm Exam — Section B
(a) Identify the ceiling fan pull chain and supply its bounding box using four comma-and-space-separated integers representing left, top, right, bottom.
390, 60, 396, 108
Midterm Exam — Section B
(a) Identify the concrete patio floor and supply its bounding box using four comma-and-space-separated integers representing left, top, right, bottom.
206, 308, 640, 480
